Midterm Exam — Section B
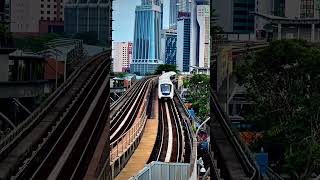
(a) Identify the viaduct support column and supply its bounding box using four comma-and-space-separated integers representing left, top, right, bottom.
311, 24, 315, 42
278, 23, 282, 40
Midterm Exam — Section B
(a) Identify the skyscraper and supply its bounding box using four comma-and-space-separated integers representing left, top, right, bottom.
64, 0, 111, 41
161, 29, 177, 65
169, 0, 178, 29
178, 0, 191, 13
190, 0, 209, 70
176, 13, 191, 72
212, 0, 254, 33
130, 0, 162, 75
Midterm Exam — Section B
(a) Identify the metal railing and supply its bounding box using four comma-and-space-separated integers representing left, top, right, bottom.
0, 51, 110, 158
210, 89, 260, 179
110, 110, 147, 162
174, 90, 197, 179
129, 161, 191, 180
98, 78, 155, 180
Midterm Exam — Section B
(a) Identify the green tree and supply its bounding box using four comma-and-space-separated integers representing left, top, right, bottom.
14, 33, 61, 52
73, 31, 105, 45
154, 64, 177, 74
236, 40, 320, 179
184, 74, 210, 120
115, 72, 127, 78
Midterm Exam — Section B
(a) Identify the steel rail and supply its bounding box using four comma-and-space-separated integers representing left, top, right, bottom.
110, 78, 152, 142
12, 54, 110, 180
210, 89, 258, 179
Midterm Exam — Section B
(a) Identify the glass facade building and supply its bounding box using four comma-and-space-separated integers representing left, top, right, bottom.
176, 14, 191, 72
169, 0, 178, 29
233, 0, 255, 33
130, 2, 162, 75
274, 0, 285, 16
164, 32, 177, 65
64, 0, 112, 41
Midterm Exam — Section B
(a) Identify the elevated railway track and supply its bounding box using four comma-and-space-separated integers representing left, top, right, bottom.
148, 95, 192, 165
0, 51, 111, 180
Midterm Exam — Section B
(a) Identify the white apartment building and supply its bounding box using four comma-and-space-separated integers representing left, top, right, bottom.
196, 5, 210, 68
112, 42, 133, 72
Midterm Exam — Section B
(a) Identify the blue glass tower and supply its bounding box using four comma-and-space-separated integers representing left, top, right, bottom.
164, 31, 177, 65
130, 0, 162, 75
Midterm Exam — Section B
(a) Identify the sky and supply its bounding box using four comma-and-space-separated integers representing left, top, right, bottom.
112, 0, 170, 42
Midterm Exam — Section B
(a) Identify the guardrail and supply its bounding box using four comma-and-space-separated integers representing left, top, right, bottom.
129, 161, 191, 180
210, 89, 260, 179
110, 110, 147, 162
0, 51, 110, 159
266, 168, 284, 180
98, 78, 155, 180
174, 90, 197, 179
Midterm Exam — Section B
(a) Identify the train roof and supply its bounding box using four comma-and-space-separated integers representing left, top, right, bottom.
159, 77, 173, 85
159, 71, 176, 80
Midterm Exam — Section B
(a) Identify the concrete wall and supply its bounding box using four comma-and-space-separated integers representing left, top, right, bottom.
273, 25, 320, 42
10, 0, 40, 33
285, 0, 301, 18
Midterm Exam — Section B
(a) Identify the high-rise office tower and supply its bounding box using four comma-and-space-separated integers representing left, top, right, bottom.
161, 29, 177, 65
190, 0, 209, 70
169, 0, 178, 29
176, 13, 191, 72
130, 0, 162, 75
197, 4, 209, 68
178, 0, 191, 13
64, 0, 111, 41
10, 0, 64, 34
212, 0, 254, 33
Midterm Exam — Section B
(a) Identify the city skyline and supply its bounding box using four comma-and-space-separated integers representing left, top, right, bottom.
113, 0, 170, 42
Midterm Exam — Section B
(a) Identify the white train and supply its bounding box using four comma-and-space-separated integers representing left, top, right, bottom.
158, 72, 176, 100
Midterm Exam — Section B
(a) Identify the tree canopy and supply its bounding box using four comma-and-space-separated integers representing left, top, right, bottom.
184, 74, 210, 120
236, 40, 320, 179
154, 64, 177, 75
14, 33, 61, 52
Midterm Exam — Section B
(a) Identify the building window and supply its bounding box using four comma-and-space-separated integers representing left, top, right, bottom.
41, 11, 44, 14
41, 4, 44, 8
54, 5, 56, 8
54, 11, 56, 14
47, 5, 50, 8
47, 11, 50, 14
47, 17, 50, 20
60, 18, 63, 21
54, 17, 57, 21
41, 17, 44, 20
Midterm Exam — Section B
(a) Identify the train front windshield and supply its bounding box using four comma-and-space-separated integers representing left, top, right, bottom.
160, 84, 171, 95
